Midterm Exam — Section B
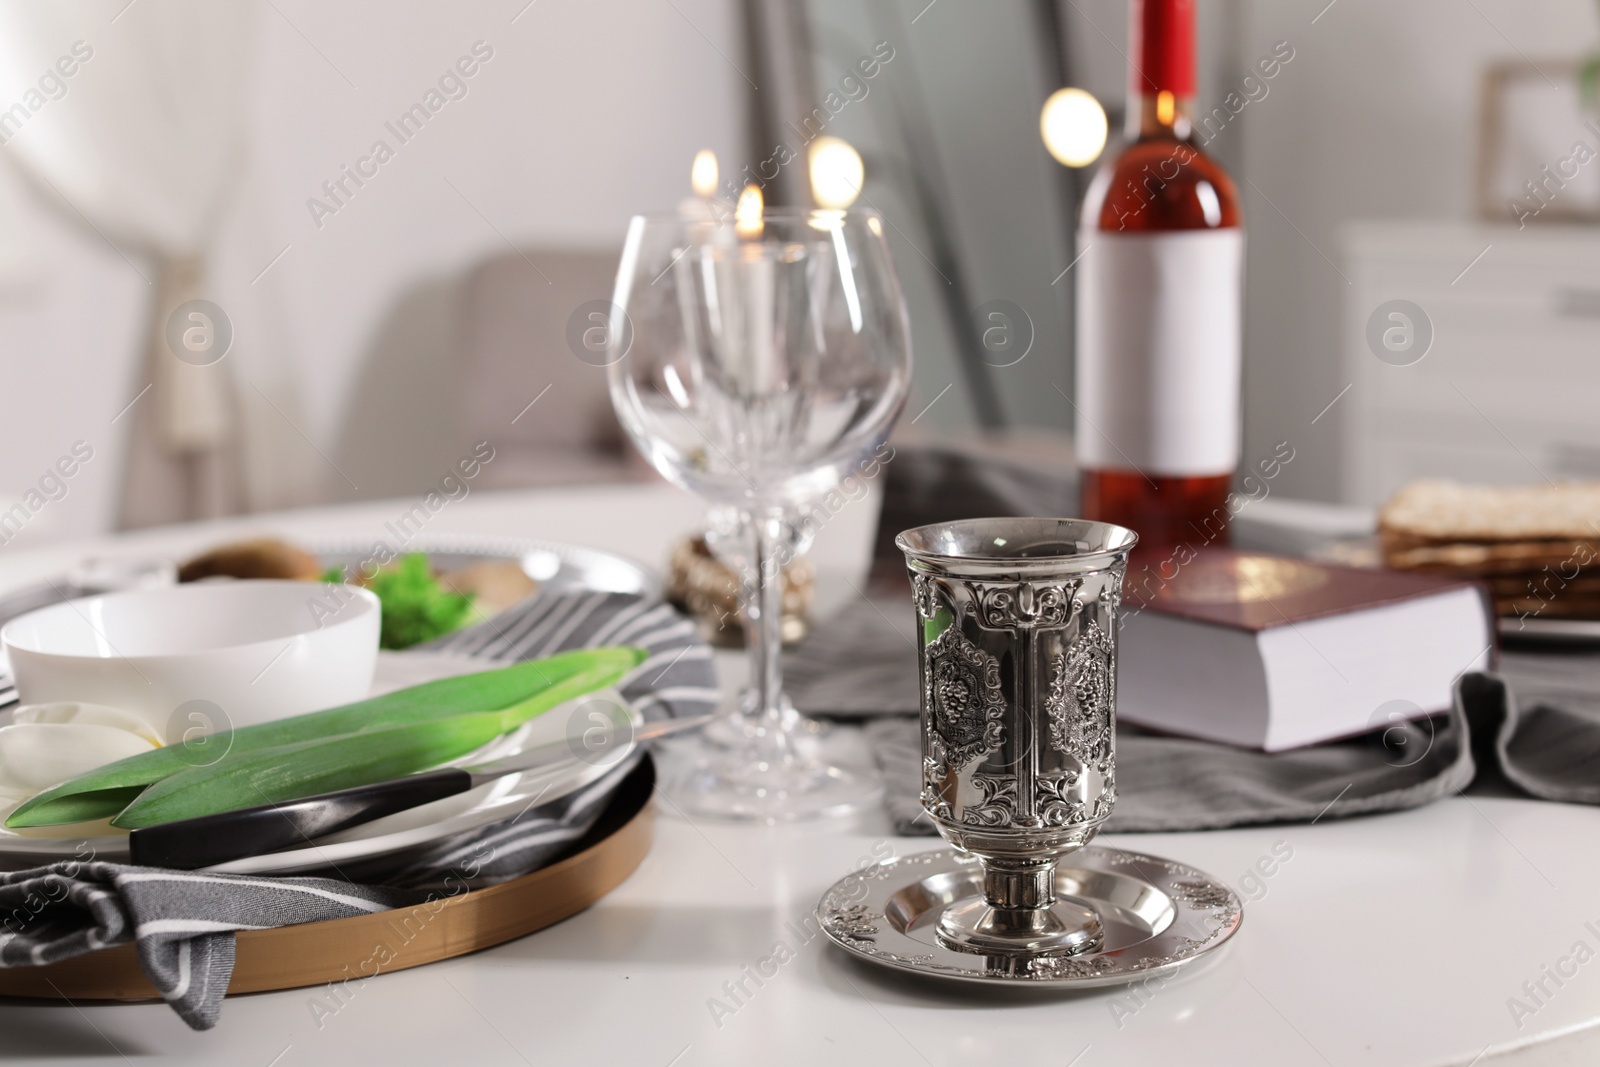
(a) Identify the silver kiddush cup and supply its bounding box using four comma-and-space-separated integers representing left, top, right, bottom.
896, 518, 1137, 957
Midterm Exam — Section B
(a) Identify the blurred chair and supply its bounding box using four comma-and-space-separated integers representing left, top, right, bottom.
458, 249, 649, 489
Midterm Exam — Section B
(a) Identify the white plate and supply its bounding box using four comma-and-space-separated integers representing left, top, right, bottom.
0, 651, 639, 875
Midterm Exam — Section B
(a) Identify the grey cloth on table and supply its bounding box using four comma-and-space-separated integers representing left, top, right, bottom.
800, 445, 1600, 833
0, 591, 716, 1030
783, 595, 919, 719
869, 445, 1077, 562
1485, 648, 1600, 804
790, 598, 1600, 836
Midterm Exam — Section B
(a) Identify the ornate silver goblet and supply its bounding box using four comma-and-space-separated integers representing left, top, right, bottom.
896, 517, 1137, 956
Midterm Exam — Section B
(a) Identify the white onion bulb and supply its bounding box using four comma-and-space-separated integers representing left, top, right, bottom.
0, 721, 158, 798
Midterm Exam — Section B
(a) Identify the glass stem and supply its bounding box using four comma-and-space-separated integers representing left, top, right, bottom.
742, 508, 793, 762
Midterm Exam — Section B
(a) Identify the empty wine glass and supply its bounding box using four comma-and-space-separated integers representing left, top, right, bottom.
607, 203, 912, 820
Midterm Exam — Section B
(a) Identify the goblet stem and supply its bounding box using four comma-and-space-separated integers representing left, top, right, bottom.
661, 502, 881, 821
739, 508, 794, 763
983, 857, 1059, 913
701, 506, 815, 752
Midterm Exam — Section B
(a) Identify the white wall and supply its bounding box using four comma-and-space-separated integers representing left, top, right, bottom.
0, 0, 744, 540
0, 159, 147, 544
1235, 0, 1600, 502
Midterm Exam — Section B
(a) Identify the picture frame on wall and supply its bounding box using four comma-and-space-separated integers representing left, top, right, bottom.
1478, 58, 1600, 226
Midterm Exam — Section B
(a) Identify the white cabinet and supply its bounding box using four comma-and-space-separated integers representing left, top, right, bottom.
1341, 222, 1600, 506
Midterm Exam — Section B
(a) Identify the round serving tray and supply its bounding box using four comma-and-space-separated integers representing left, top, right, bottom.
0, 756, 655, 1002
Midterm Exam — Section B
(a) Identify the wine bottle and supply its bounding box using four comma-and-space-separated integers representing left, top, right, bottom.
1075, 0, 1243, 560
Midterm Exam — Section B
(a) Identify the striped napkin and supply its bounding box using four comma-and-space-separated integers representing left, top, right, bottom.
0, 590, 715, 1030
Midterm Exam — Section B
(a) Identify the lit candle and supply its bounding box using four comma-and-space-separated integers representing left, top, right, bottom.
692, 149, 719, 199
733, 184, 775, 396
734, 183, 763, 239
681, 149, 732, 223
671, 152, 732, 378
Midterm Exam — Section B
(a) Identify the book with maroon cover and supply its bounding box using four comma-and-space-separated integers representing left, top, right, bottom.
1115, 549, 1496, 751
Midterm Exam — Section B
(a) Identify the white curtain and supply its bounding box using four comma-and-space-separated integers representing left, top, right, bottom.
0, 0, 301, 526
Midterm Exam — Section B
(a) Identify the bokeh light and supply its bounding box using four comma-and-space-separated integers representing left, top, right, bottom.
1040, 88, 1108, 168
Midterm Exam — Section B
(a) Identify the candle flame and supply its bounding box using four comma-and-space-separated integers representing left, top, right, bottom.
735, 184, 763, 238
691, 149, 718, 199
1156, 90, 1176, 127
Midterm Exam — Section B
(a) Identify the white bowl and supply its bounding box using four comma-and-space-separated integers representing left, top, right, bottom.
1, 580, 380, 743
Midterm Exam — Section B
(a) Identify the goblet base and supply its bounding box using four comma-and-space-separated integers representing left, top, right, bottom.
699, 692, 829, 753
661, 739, 882, 822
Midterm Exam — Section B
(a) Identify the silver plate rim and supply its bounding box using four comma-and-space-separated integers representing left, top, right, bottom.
1498, 615, 1600, 646
309, 533, 661, 598
815, 845, 1243, 989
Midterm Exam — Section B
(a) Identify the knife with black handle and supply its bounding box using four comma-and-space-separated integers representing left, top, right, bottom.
127, 714, 712, 870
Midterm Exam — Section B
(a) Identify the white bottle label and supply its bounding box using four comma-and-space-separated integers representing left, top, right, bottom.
1074, 229, 1243, 476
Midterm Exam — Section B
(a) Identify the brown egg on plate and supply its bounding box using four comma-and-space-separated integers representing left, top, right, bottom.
441, 559, 540, 618
177, 538, 325, 583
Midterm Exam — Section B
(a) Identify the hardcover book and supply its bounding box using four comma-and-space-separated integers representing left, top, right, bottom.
1116, 550, 1495, 751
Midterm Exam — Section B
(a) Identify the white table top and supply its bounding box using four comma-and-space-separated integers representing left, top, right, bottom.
0, 485, 1596, 1066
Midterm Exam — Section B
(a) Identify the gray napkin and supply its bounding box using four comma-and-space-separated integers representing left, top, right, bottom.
868, 444, 1078, 561
794, 598, 1600, 835
0, 591, 716, 1030
784, 595, 919, 719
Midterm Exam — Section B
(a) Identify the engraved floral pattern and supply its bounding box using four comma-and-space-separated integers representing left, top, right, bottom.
1022, 954, 1118, 980
827, 904, 879, 940
974, 581, 1078, 630
923, 626, 1006, 770
961, 772, 1018, 827
1046, 622, 1114, 766
1092, 775, 1116, 823
911, 573, 943, 620
1035, 768, 1087, 827
1169, 880, 1235, 910
921, 753, 953, 822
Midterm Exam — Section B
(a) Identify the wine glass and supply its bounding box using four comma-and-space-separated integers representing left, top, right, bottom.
607, 206, 912, 820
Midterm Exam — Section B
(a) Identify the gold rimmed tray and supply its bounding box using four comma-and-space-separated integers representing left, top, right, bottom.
0, 756, 654, 1001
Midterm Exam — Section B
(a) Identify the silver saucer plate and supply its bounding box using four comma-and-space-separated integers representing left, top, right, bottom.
312, 533, 659, 598
1498, 616, 1600, 646
0, 534, 659, 636
816, 846, 1242, 988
